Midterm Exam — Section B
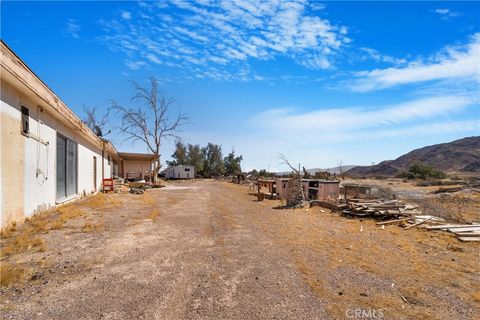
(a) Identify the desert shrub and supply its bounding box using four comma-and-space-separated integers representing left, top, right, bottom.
415, 179, 465, 187
397, 164, 447, 180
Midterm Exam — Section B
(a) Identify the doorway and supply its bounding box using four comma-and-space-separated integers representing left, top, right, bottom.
56, 133, 77, 201
93, 156, 97, 191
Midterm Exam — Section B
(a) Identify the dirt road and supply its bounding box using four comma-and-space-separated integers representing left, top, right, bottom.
1, 181, 479, 319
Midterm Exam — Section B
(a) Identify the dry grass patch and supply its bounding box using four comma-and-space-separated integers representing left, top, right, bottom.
142, 194, 156, 206
82, 193, 122, 210
166, 197, 180, 206
473, 291, 480, 303
82, 220, 104, 233
1, 202, 88, 262
0, 262, 30, 287
1, 228, 46, 259
0, 221, 17, 238
56, 206, 85, 226
23, 210, 54, 233
148, 208, 160, 220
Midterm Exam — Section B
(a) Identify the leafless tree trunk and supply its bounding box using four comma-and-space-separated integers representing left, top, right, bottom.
111, 77, 188, 181
280, 154, 299, 175
280, 154, 305, 207
82, 105, 109, 134
337, 159, 344, 180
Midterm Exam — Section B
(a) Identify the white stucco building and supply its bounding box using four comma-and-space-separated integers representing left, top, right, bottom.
0, 41, 159, 228
164, 165, 195, 179
117, 152, 159, 182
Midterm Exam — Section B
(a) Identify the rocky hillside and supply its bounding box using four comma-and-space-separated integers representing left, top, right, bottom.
346, 136, 480, 176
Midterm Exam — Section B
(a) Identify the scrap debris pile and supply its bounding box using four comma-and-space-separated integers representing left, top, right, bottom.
338, 199, 419, 219
338, 198, 480, 242
425, 224, 480, 242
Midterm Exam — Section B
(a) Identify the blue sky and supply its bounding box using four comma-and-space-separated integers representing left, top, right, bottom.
2, 1, 479, 171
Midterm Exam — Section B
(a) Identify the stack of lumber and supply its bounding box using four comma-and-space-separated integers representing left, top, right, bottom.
376, 216, 480, 242
425, 224, 480, 242
339, 199, 420, 219
336, 198, 479, 243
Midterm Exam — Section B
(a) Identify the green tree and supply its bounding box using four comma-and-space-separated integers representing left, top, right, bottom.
187, 144, 204, 176
258, 169, 275, 178
248, 169, 259, 178
167, 140, 188, 166
398, 163, 447, 180
224, 150, 243, 176
202, 143, 225, 178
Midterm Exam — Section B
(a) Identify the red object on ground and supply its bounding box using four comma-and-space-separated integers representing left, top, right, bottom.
103, 178, 114, 193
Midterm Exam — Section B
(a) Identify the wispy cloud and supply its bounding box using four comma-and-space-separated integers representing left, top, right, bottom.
356, 120, 479, 140
348, 33, 480, 92
120, 11, 132, 20
201, 95, 478, 169
434, 8, 460, 20
125, 60, 147, 70
359, 47, 406, 65
249, 95, 474, 135
309, 2, 327, 11
66, 19, 81, 39
98, 0, 349, 80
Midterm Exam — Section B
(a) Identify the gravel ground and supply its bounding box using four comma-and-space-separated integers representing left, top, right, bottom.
1, 180, 479, 319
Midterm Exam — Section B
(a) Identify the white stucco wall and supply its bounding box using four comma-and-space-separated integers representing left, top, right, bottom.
123, 160, 152, 174
1, 80, 112, 226
165, 165, 195, 179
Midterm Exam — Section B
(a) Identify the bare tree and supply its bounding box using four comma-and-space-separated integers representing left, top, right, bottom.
280, 154, 305, 207
82, 105, 109, 134
337, 159, 344, 180
111, 77, 188, 172
280, 153, 300, 175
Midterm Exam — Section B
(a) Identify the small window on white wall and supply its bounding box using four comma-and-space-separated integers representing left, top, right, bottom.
21, 105, 29, 134
108, 155, 111, 165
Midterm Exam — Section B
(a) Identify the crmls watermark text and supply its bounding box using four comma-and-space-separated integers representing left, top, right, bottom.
346, 308, 385, 319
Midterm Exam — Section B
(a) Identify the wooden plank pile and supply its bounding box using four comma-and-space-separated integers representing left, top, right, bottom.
336, 198, 480, 242
425, 224, 480, 242
339, 199, 420, 219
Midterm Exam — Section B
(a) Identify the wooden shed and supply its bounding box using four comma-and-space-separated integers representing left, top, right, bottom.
257, 178, 340, 202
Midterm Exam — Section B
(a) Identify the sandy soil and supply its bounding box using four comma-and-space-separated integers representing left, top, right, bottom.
1, 180, 479, 319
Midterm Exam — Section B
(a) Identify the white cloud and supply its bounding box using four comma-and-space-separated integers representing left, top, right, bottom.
99, 0, 349, 78
349, 33, 480, 92
434, 8, 460, 19
237, 95, 478, 168
249, 95, 473, 134
359, 47, 406, 65
219, 95, 472, 168
121, 11, 132, 20
145, 53, 161, 64
435, 8, 450, 15
358, 120, 479, 140
66, 19, 81, 38
125, 60, 147, 70
309, 2, 326, 11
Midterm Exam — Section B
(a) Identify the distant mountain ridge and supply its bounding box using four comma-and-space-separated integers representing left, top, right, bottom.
345, 136, 480, 177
